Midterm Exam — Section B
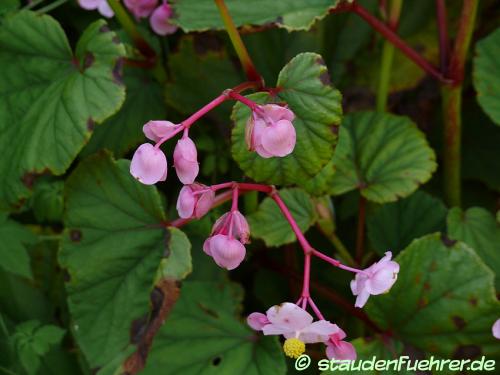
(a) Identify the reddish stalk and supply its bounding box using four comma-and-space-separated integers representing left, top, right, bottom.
435, 0, 450, 73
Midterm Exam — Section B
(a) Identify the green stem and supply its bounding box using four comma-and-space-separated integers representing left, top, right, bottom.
376, 0, 403, 112
214, 0, 263, 85
36, 0, 68, 13
23, 0, 45, 10
441, 0, 478, 207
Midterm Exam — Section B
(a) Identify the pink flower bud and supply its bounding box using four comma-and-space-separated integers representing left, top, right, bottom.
124, 0, 157, 19
325, 326, 357, 360
205, 234, 246, 270
173, 137, 199, 184
176, 183, 215, 219
246, 104, 296, 158
493, 319, 500, 339
143, 120, 181, 143
78, 0, 114, 18
211, 210, 250, 244
150, 3, 178, 36
350, 251, 400, 308
247, 312, 270, 331
130, 143, 167, 185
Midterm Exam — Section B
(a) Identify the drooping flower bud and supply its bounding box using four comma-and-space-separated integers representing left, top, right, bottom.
325, 326, 357, 360
150, 2, 178, 36
143, 120, 181, 143
210, 210, 250, 244
130, 143, 167, 185
176, 184, 214, 219
350, 251, 400, 308
124, 0, 158, 19
173, 136, 199, 184
204, 234, 246, 270
246, 104, 296, 158
78, 0, 114, 18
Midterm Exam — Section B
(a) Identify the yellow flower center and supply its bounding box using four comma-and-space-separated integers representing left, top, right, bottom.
283, 338, 305, 358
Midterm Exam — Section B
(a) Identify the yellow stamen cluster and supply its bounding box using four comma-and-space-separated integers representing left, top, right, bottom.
283, 338, 305, 358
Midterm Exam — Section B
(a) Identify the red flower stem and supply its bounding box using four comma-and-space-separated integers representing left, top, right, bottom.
435, 0, 450, 73
349, 1, 450, 84
308, 297, 325, 320
300, 253, 311, 298
311, 249, 366, 274
214, 0, 263, 86
226, 91, 260, 111
230, 185, 239, 211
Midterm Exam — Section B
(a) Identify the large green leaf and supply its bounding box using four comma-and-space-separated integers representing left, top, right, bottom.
0, 214, 36, 279
141, 281, 286, 375
247, 188, 317, 247
366, 234, 500, 358
82, 66, 165, 157
0, 12, 126, 209
59, 153, 191, 371
171, 0, 340, 32
329, 112, 436, 203
447, 207, 500, 290
232, 53, 342, 187
367, 191, 447, 255
473, 28, 500, 125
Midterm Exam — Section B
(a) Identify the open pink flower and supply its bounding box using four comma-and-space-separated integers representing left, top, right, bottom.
150, 2, 178, 36
325, 326, 357, 360
78, 0, 114, 18
246, 104, 296, 158
203, 234, 246, 270
493, 319, 500, 339
173, 136, 199, 184
130, 143, 167, 185
143, 120, 181, 143
124, 0, 157, 19
350, 251, 400, 308
176, 184, 214, 219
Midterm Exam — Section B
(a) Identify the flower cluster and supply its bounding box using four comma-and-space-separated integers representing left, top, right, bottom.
77, 0, 177, 36
247, 303, 356, 360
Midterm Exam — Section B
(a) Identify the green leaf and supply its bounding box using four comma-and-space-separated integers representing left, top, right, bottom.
447, 207, 500, 290
11, 320, 65, 375
367, 191, 447, 255
30, 177, 64, 223
0, 0, 19, 16
156, 227, 192, 281
232, 53, 342, 187
0, 12, 126, 209
141, 281, 286, 375
473, 27, 500, 125
172, 0, 341, 32
247, 188, 317, 247
59, 152, 191, 369
0, 214, 36, 278
82, 66, 165, 157
366, 234, 500, 358
329, 112, 436, 203
165, 36, 243, 122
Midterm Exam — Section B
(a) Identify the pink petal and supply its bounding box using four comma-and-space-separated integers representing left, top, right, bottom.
193, 189, 215, 219
492, 319, 500, 339
326, 341, 357, 360
247, 312, 269, 331
176, 186, 196, 219
209, 234, 246, 270
354, 289, 370, 308
231, 211, 250, 244
261, 120, 296, 157
174, 137, 199, 184
298, 320, 339, 344
262, 323, 294, 336
368, 261, 399, 295
124, 0, 158, 19
202, 237, 213, 256
130, 143, 167, 185
150, 3, 178, 36
143, 120, 180, 142
97, 1, 114, 17
371, 251, 394, 273
261, 104, 295, 123
211, 212, 230, 235
266, 302, 313, 332
329, 326, 346, 342
78, 0, 100, 10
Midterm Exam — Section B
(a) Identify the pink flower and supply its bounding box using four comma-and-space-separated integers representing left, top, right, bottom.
150, 2, 178, 36
350, 251, 400, 308
493, 319, 500, 339
246, 104, 296, 158
78, 0, 114, 18
202, 234, 246, 270
211, 210, 250, 244
176, 184, 214, 219
143, 120, 181, 143
247, 312, 270, 330
130, 143, 167, 185
124, 0, 157, 19
325, 326, 357, 360
173, 136, 199, 184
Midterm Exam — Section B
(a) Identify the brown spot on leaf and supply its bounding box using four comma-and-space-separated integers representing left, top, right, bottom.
87, 118, 95, 131
113, 58, 124, 85
452, 316, 466, 330
130, 316, 148, 345
469, 297, 478, 306
441, 233, 456, 247
99, 25, 110, 33
22, 173, 37, 189
212, 356, 222, 366
83, 53, 95, 70
415, 273, 422, 284
70, 229, 82, 242
112, 36, 120, 44
453, 345, 481, 359
320, 71, 331, 86
423, 282, 431, 291
417, 296, 428, 309
315, 56, 326, 66
331, 124, 339, 135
